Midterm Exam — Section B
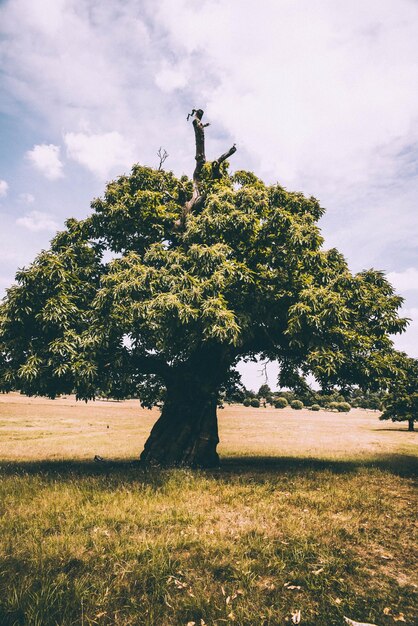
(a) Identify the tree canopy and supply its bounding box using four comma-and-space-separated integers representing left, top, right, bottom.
0, 110, 409, 466
380, 355, 418, 431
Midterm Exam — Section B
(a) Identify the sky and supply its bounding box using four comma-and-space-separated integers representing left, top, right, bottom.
1, 0, 418, 391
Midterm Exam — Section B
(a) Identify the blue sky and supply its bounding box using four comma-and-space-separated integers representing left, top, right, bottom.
1, 0, 418, 391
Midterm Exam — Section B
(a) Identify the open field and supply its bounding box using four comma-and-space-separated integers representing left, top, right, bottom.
0, 394, 416, 625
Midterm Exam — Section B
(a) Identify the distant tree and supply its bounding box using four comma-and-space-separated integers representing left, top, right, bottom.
336, 402, 351, 412
328, 402, 340, 411
274, 397, 288, 409
250, 398, 260, 408
0, 109, 408, 467
290, 400, 303, 410
380, 356, 418, 431
276, 391, 296, 404
257, 384, 272, 399
220, 371, 246, 404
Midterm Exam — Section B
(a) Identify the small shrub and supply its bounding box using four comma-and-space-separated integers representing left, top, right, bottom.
310, 404, 321, 411
243, 398, 251, 407
337, 402, 351, 412
250, 398, 260, 408
328, 401, 340, 411
274, 397, 288, 409
290, 400, 303, 410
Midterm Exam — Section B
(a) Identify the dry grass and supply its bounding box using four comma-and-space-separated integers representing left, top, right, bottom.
0, 393, 416, 625
0, 393, 416, 462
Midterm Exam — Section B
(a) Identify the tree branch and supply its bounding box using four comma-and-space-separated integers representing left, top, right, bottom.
157, 147, 169, 170
131, 352, 172, 381
212, 144, 237, 179
175, 109, 238, 231
178, 109, 207, 227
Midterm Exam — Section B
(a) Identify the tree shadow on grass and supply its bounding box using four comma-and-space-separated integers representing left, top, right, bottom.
219, 453, 418, 478
373, 426, 416, 432
0, 452, 416, 485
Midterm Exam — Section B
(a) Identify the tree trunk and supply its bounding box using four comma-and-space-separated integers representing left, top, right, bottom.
140, 375, 220, 468
408, 418, 415, 432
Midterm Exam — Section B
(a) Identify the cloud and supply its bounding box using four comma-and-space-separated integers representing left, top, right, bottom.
158, 0, 418, 184
0, 179, 9, 197
64, 131, 135, 179
387, 268, 418, 293
0, 250, 19, 262
155, 0, 418, 267
1, 0, 418, 314
16, 210, 59, 232
155, 60, 189, 93
19, 192, 35, 203
26, 144, 64, 180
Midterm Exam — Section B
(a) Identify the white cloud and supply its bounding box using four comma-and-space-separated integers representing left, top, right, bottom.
16, 210, 59, 232
0, 250, 18, 262
387, 268, 418, 293
155, 60, 189, 93
26, 144, 64, 180
155, 0, 418, 267
19, 192, 35, 203
1, 0, 418, 299
64, 131, 135, 179
158, 0, 418, 187
0, 179, 9, 197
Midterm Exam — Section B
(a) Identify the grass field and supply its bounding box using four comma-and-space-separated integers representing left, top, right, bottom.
0, 394, 416, 625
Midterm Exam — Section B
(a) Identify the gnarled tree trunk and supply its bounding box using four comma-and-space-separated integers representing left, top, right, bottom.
139, 110, 237, 467
140, 374, 220, 467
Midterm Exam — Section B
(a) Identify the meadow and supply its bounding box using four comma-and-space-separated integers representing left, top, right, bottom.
0, 394, 416, 625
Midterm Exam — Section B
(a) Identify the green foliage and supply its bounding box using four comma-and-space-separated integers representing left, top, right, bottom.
274, 391, 295, 404
337, 402, 351, 412
0, 160, 408, 404
250, 398, 260, 408
257, 383, 271, 398
290, 399, 303, 410
310, 404, 321, 411
328, 402, 340, 411
274, 397, 288, 409
350, 391, 384, 410
243, 398, 251, 407
380, 356, 418, 429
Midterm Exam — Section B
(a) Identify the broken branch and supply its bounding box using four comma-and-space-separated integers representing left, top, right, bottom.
212, 144, 237, 179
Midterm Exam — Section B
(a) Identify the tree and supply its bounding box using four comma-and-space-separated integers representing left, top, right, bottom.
290, 400, 303, 410
0, 110, 408, 467
380, 356, 418, 431
274, 397, 288, 409
257, 384, 272, 399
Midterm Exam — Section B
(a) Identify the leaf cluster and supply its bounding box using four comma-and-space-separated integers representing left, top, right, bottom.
0, 163, 409, 403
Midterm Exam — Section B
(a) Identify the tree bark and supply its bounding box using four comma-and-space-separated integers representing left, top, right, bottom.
176, 109, 237, 230
140, 375, 220, 467
408, 418, 415, 431
212, 144, 237, 179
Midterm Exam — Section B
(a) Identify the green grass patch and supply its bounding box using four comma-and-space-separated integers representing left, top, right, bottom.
0, 459, 416, 625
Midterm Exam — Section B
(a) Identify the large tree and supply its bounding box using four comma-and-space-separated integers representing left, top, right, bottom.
380, 355, 418, 431
0, 110, 408, 466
